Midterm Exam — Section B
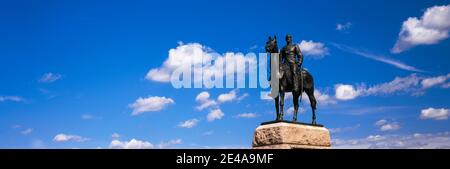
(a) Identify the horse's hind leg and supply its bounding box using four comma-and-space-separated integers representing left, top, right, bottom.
274, 96, 280, 121
279, 92, 285, 120
306, 88, 317, 125
293, 92, 299, 122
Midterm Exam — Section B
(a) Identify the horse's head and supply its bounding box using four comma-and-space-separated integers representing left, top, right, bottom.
265, 36, 278, 53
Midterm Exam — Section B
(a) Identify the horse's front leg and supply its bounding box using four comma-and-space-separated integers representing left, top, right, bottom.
279, 92, 285, 120
274, 96, 280, 121
312, 109, 317, 125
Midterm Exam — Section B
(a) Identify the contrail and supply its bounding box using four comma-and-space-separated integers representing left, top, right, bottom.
331, 43, 426, 73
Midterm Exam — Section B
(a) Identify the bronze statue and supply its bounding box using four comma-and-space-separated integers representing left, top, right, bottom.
265, 35, 318, 125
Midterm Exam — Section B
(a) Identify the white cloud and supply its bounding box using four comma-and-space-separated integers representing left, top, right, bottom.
217, 90, 237, 103
344, 106, 407, 116
299, 90, 337, 106
334, 73, 432, 100
81, 114, 94, 120
375, 119, 387, 126
195, 91, 217, 111
380, 123, 401, 131
421, 73, 450, 89
333, 132, 450, 149
196, 90, 246, 111
366, 135, 386, 142
260, 92, 274, 101
0, 96, 23, 102
335, 84, 360, 100
146, 69, 171, 82
313, 90, 337, 105
39, 72, 62, 83
207, 109, 224, 122
145, 42, 256, 85
157, 139, 182, 148
21, 128, 33, 135
12, 124, 34, 136
237, 93, 248, 101
235, 113, 258, 118
364, 74, 421, 95
249, 45, 258, 50
276, 73, 447, 104
336, 22, 352, 31
444, 82, 450, 88
392, 4, 450, 53
129, 96, 174, 116
196, 100, 217, 111
109, 139, 154, 149
53, 134, 89, 142
329, 124, 360, 134
196, 91, 210, 102
375, 119, 400, 131
298, 40, 329, 58
420, 107, 450, 120
111, 133, 120, 139
146, 43, 209, 82
333, 43, 424, 72
178, 118, 199, 128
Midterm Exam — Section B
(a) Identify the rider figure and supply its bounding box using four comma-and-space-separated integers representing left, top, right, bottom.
280, 34, 303, 92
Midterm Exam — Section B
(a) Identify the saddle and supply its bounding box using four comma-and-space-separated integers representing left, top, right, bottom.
279, 63, 305, 88
279, 63, 303, 78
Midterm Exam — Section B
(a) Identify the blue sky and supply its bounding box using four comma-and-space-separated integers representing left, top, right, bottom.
1, 0, 450, 148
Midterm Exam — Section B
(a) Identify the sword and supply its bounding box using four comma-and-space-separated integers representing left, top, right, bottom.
299, 64, 303, 103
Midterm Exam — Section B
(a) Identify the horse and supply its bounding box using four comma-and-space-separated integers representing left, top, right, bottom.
265, 36, 318, 124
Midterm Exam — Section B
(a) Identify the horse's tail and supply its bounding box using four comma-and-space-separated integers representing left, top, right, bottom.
301, 68, 314, 90
302, 68, 317, 112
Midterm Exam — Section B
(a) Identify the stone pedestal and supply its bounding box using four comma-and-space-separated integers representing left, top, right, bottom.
252, 121, 331, 149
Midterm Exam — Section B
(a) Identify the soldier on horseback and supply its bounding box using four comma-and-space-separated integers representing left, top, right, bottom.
265, 34, 318, 124
280, 34, 303, 92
